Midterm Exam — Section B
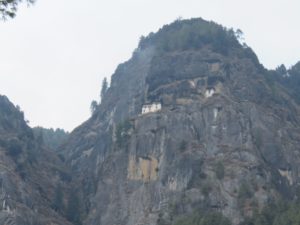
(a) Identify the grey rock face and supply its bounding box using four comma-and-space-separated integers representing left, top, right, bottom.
61, 20, 300, 225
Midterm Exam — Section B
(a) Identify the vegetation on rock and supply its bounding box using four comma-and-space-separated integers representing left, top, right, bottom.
115, 119, 132, 148
242, 200, 300, 225
33, 127, 69, 151
214, 161, 225, 180
139, 18, 241, 55
174, 211, 231, 225
0, 0, 35, 19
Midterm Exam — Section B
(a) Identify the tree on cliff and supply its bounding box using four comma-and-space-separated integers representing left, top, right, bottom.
0, 0, 35, 19
52, 184, 64, 212
67, 188, 81, 225
90, 100, 98, 114
100, 77, 108, 101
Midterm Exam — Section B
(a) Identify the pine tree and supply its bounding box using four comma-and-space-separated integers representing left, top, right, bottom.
0, 0, 35, 19
67, 188, 81, 225
90, 100, 98, 115
52, 184, 64, 212
100, 77, 108, 102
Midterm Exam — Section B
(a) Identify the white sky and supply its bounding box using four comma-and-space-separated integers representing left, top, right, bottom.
0, 0, 299, 131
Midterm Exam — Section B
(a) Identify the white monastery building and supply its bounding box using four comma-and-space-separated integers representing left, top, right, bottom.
142, 102, 162, 114
205, 88, 215, 98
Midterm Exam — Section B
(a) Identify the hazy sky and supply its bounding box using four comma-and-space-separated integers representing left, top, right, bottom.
0, 0, 299, 131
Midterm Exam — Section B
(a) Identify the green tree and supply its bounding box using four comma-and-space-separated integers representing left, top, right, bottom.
200, 212, 231, 225
52, 184, 64, 212
32, 127, 69, 151
214, 161, 225, 180
100, 77, 108, 101
174, 212, 231, 225
6, 139, 23, 158
115, 120, 132, 148
201, 182, 211, 197
275, 64, 287, 75
90, 100, 98, 115
235, 29, 244, 41
179, 140, 187, 151
238, 182, 253, 207
67, 188, 81, 225
0, 0, 35, 19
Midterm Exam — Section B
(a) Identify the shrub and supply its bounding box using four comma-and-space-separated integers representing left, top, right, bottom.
238, 182, 253, 207
6, 139, 22, 158
174, 211, 231, 225
52, 184, 64, 212
179, 140, 188, 152
253, 127, 263, 149
240, 200, 300, 225
207, 76, 225, 86
201, 183, 212, 197
16, 163, 27, 179
115, 119, 132, 148
214, 161, 225, 180
67, 188, 82, 225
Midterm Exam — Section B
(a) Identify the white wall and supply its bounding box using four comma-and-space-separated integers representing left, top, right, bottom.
142, 103, 161, 114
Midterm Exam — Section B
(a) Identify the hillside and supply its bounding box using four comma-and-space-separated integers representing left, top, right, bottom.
0, 95, 72, 225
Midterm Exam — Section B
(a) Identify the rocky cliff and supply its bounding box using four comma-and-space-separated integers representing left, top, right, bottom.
61, 18, 300, 225
0, 95, 72, 225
